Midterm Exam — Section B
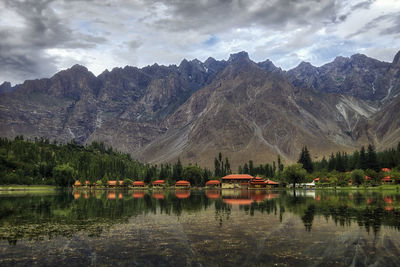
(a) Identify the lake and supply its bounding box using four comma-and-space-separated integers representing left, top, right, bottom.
1, 189, 400, 266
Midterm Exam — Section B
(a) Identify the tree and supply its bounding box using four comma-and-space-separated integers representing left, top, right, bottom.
367, 144, 379, 171
183, 165, 204, 186
360, 146, 368, 170
298, 146, 313, 173
282, 164, 307, 188
53, 164, 75, 187
351, 169, 365, 186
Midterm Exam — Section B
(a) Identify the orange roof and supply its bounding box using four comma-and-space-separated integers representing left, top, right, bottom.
384, 197, 393, 204
152, 180, 165, 185
85, 181, 90, 185
314, 178, 320, 181
223, 199, 253, 205
382, 168, 391, 172
74, 180, 82, 186
365, 176, 372, 180
108, 181, 117, 186
222, 174, 254, 180
133, 181, 145, 186
265, 179, 279, 185
206, 180, 221, 185
382, 176, 392, 181
175, 180, 190, 186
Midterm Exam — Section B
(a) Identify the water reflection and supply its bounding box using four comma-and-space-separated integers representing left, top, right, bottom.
1, 189, 400, 245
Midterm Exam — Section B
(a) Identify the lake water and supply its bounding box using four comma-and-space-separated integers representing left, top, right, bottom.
1, 189, 400, 266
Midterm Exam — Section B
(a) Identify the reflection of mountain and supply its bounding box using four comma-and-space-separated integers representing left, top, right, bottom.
1, 190, 400, 244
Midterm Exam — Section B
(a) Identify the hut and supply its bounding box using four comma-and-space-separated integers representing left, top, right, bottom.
175, 180, 190, 188
152, 180, 165, 187
73, 180, 82, 187
205, 180, 221, 188
222, 174, 254, 189
133, 181, 146, 187
382, 176, 392, 184
108, 180, 124, 187
265, 179, 279, 188
250, 177, 267, 188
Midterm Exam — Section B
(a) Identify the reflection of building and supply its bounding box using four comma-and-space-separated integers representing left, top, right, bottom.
205, 189, 221, 199
175, 190, 190, 199
205, 180, 221, 188
222, 174, 253, 188
152, 192, 165, 199
133, 191, 145, 198
175, 180, 190, 188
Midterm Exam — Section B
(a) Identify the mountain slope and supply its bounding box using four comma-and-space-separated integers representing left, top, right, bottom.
0, 50, 399, 168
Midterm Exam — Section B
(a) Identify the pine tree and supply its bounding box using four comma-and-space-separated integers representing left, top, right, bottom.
298, 146, 313, 173
360, 146, 368, 170
367, 144, 379, 171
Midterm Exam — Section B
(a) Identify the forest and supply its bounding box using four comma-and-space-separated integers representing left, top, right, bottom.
0, 135, 400, 187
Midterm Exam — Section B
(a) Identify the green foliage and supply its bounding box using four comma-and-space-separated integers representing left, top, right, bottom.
283, 163, 307, 187
53, 164, 75, 187
298, 146, 313, 173
123, 178, 133, 187
351, 169, 365, 186
183, 165, 204, 186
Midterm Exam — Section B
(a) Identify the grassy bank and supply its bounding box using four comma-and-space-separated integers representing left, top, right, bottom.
0, 185, 58, 191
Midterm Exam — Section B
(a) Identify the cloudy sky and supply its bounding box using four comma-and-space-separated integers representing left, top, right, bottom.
1, 0, 399, 85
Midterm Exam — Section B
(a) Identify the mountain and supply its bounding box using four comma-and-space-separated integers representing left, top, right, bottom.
0, 51, 399, 168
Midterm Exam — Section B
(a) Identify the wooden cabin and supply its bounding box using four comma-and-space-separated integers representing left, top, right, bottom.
133, 181, 146, 187
108, 180, 124, 187
250, 177, 267, 188
73, 180, 82, 187
205, 180, 221, 188
222, 174, 254, 189
265, 179, 279, 188
382, 176, 392, 184
175, 180, 190, 188
152, 180, 165, 187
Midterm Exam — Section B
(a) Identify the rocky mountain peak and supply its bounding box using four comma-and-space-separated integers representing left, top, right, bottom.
0, 81, 12, 94
228, 51, 250, 63
257, 59, 281, 73
393, 50, 400, 67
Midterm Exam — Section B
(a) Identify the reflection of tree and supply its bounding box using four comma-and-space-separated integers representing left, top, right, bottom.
214, 200, 231, 227
301, 204, 315, 232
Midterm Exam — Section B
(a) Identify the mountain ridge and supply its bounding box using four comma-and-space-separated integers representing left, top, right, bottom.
1, 50, 399, 168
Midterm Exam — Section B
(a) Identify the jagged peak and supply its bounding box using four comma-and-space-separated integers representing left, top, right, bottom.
392, 50, 400, 66
228, 51, 250, 62
69, 64, 89, 72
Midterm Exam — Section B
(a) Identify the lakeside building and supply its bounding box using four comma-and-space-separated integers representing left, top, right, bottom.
175, 180, 190, 188
152, 180, 165, 187
205, 180, 221, 188
222, 174, 254, 188
250, 177, 267, 188
133, 181, 146, 187
108, 180, 124, 187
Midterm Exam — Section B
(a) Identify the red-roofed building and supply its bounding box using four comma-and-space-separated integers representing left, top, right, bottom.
314, 178, 320, 182
265, 179, 279, 187
152, 180, 165, 187
382, 168, 391, 172
382, 176, 392, 183
133, 181, 146, 187
175, 180, 190, 188
205, 180, 221, 188
108, 180, 124, 187
222, 174, 254, 188
250, 177, 267, 188
365, 176, 372, 181
73, 180, 82, 187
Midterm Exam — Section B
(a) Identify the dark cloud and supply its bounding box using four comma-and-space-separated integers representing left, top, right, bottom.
149, 0, 339, 33
0, 0, 106, 84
